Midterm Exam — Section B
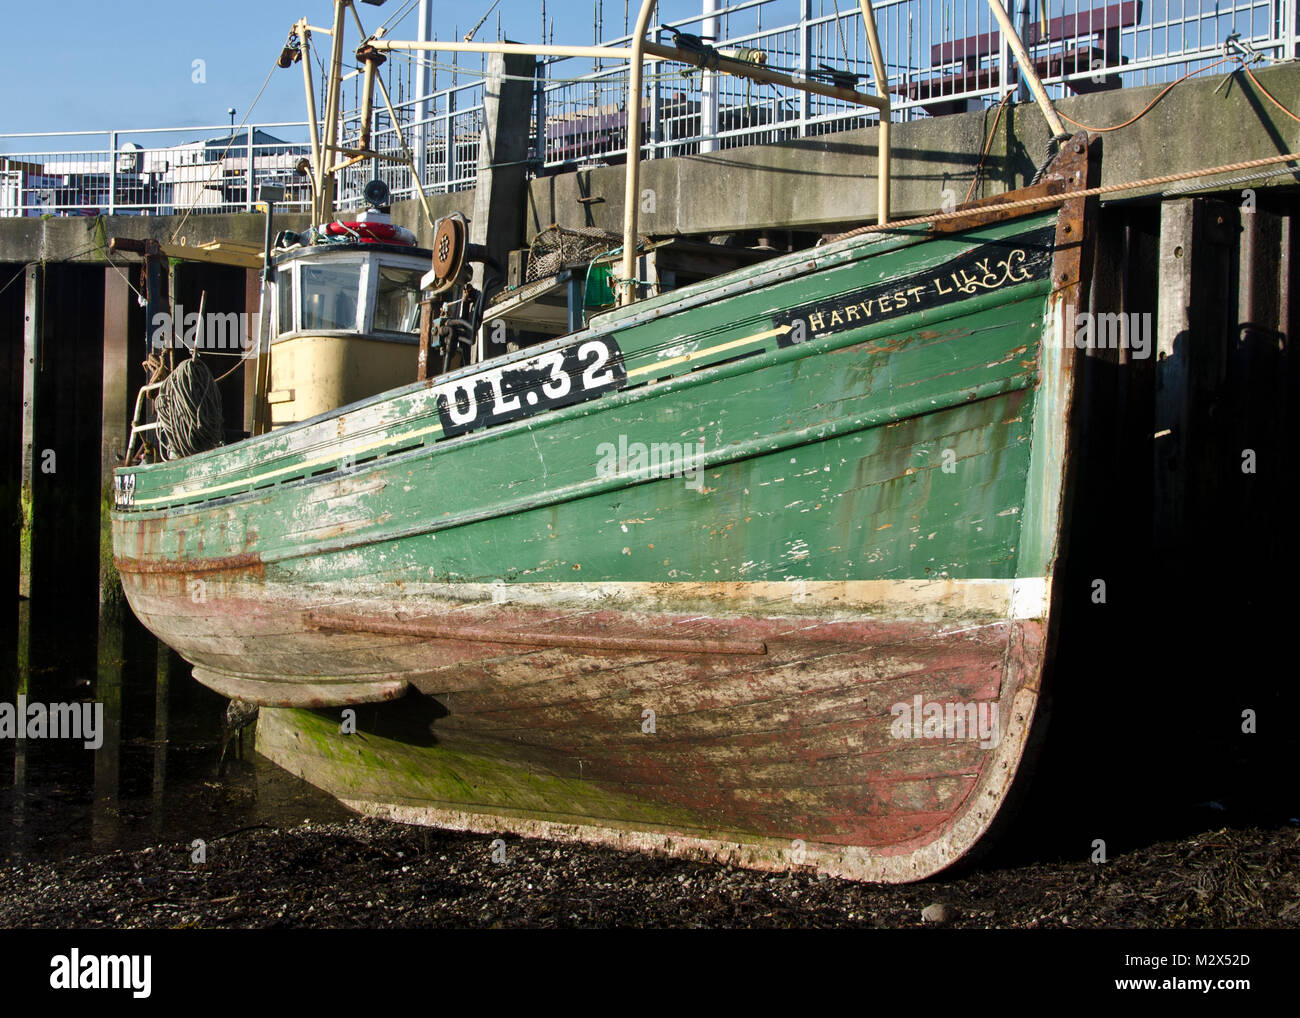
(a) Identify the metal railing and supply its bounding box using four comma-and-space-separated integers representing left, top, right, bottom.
0, 124, 315, 218
2, 0, 1292, 217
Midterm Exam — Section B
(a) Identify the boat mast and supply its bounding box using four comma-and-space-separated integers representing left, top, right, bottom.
317, 0, 349, 223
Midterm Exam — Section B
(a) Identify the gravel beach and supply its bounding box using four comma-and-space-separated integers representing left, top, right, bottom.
1, 818, 1296, 929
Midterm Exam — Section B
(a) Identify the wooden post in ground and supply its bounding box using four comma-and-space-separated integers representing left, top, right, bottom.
18, 263, 42, 600
101, 268, 132, 605
244, 267, 262, 436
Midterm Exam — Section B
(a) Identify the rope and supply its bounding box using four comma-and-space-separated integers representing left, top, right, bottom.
1055, 55, 1237, 133
831, 148, 1300, 243
154, 357, 225, 459
1163, 163, 1300, 196
1030, 132, 1074, 186
1242, 63, 1300, 124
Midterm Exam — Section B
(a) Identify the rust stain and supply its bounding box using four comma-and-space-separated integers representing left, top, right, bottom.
306, 610, 769, 656
115, 551, 265, 576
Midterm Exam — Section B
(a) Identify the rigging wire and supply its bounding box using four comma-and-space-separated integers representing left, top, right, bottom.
963, 91, 1014, 205
168, 59, 280, 244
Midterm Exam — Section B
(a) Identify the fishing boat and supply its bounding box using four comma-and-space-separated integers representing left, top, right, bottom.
110, 0, 1096, 882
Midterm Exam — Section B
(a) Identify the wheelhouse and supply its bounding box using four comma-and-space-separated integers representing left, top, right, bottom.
267, 241, 431, 427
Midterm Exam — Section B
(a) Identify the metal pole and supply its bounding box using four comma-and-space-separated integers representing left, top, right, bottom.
253, 199, 276, 435
641, 41, 887, 109
415, 0, 433, 188
245, 125, 255, 212
984, 0, 1067, 138
798, 0, 812, 138
318, 0, 349, 222
619, 0, 658, 306
535, 58, 547, 171
700, 0, 720, 153
107, 131, 117, 216
857, 0, 891, 224
369, 39, 640, 59
300, 21, 323, 193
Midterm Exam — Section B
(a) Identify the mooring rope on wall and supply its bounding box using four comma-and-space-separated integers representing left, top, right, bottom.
830, 149, 1300, 244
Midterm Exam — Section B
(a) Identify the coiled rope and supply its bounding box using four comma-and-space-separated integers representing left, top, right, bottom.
155, 358, 225, 459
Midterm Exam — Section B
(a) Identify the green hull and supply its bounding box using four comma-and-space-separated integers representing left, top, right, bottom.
111, 153, 1093, 880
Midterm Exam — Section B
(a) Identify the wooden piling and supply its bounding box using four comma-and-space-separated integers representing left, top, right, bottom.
18, 264, 42, 600
469, 51, 536, 356
101, 268, 132, 605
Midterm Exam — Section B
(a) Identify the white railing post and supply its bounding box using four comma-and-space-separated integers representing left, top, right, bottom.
446, 83, 457, 186
108, 131, 117, 216
415, 0, 433, 192
998, 3, 1012, 105
650, 28, 663, 157
246, 125, 255, 211
700, 0, 721, 152
535, 59, 546, 168
798, 0, 812, 136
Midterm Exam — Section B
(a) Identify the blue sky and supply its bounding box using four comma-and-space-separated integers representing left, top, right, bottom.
0, 0, 713, 139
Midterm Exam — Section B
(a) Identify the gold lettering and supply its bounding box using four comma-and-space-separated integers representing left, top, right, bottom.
844, 304, 861, 321
877, 293, 894, 313
934, 276, 952, 295
829, 309, 844, 326
808, 311, 825, 331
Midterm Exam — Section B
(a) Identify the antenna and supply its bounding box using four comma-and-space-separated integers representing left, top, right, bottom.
463, 0, 501, 43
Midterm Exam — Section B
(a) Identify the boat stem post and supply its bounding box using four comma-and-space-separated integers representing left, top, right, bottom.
618, 0, 658, 306
983, 0, 1068, 140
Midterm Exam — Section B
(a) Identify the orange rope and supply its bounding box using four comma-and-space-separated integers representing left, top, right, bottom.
1242, 63, 1300, 124
1055, 54, 1236, 133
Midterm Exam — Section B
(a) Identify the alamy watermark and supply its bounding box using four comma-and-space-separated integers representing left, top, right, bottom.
151, 305, 256, 355
0, 696, 104, 749
1056, 304, 1153, 359
889, 695, 1000, 749
50, 950, 151, 998
596, 434, 706, 491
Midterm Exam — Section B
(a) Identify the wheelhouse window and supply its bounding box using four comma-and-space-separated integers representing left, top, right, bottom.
372, 265, 424, 335
276, 268, 295, 336
300, 260, 362, 331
